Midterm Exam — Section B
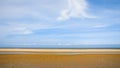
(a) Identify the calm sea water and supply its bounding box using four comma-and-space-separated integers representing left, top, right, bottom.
0, 44, 120, 48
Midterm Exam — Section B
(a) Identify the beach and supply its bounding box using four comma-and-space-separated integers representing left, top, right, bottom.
0, 49, 120, 68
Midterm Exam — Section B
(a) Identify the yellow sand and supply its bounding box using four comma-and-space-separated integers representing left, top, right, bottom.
0, 54, 120, 68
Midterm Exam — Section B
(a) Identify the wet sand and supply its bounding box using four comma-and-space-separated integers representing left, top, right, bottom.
0, 49, 120, 68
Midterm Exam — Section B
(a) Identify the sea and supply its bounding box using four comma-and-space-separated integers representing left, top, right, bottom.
0, 44, 120, 49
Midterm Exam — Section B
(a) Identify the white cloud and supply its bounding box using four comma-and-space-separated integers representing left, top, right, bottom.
0, 0, 96, 21
92, 24, 110, 28
11, 27, 33, 35
57, 0, 95, 21
0, 20, 113, 36
0, 23, 32, 35
0, 21, 62, 36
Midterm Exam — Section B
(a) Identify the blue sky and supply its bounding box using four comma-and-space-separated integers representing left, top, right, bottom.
0, 0, 120, 48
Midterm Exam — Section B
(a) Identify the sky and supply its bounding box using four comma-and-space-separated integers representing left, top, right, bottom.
0, 0, 120, 48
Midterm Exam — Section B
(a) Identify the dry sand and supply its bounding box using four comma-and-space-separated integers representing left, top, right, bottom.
0, 49, 120, 54
0, 49, 120, 68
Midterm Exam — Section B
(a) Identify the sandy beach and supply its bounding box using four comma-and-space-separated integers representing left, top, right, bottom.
0, 49, 120, 68
0, 49, 120, 54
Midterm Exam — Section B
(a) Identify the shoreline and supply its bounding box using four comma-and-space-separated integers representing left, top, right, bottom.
0, 49, 120, 54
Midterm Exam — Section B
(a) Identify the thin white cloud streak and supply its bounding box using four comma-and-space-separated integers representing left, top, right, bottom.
0, 20, 114, 36
55, 22, 112, 30
0, 23, 32, 35
57, 0, 95, 21
92, 24, 110, 28
22, 31, 120, 38
0, 21, 63, 35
